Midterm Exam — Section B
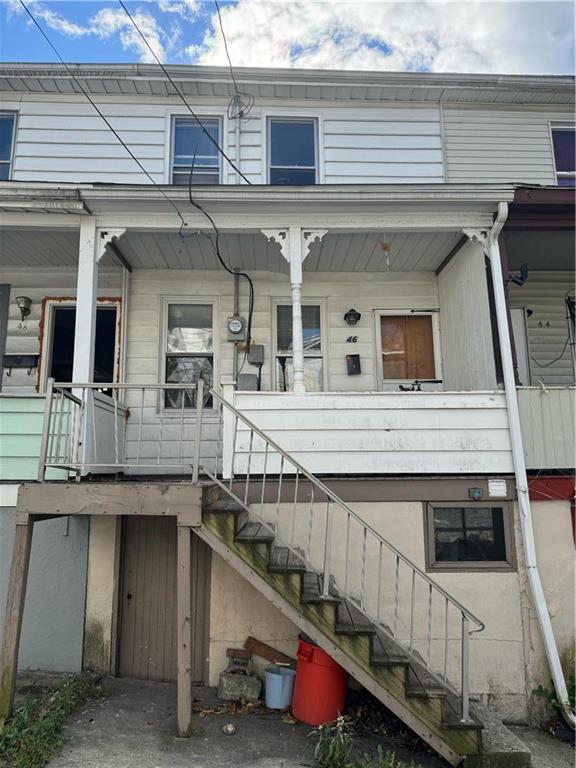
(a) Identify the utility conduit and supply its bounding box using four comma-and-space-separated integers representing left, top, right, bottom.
487, 202, 575, 729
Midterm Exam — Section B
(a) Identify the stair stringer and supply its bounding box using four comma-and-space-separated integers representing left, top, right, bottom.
195, 517, 470, 768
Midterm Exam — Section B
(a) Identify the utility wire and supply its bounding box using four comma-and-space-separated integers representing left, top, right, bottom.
214, 0, 254, 121
118, 0, 251, 184
19, 0, 189, 228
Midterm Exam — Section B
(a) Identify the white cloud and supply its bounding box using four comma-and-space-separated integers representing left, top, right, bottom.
157, 0, 199, 20
90, 7, 167, 62
189, 0, 575, 75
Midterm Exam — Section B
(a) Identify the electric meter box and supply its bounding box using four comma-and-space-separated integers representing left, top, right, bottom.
227, 315, 246, 342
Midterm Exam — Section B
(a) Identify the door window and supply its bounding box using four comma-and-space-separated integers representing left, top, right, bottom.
164, 302, 213, 408
380, 314, 436, 380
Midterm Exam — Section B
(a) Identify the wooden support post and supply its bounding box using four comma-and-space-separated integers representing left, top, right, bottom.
0, 516, 35, 724
176, 524, 192, 737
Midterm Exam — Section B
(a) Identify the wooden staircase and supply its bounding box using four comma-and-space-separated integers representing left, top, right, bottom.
197, 488, 484, 767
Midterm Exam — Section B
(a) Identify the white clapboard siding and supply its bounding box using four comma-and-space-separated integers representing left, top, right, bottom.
517, 387, 575, 470
1, 268, 122, 394
226, 391, 513, 475
443, 106, 573, 184
323, 108, 444, 183
508, 271, 575, 387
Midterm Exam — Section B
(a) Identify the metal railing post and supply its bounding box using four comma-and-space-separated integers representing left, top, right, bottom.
192, 380, 204, 483
37, 377, 55, 481
321, 499, 334, 597
461, 615, 471, 722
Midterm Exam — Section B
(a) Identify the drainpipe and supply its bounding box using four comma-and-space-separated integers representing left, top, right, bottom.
487, 202, 575, 729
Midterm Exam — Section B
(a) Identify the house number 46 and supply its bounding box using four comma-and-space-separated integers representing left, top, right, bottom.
346, 336, 358, 343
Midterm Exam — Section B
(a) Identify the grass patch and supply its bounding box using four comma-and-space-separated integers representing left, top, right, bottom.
0, 674, 100, 768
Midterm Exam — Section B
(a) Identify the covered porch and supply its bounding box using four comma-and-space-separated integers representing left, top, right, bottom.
0, 182, 516, 478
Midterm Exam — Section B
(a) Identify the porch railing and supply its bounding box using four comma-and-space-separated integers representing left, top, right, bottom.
38, 377, 484, 720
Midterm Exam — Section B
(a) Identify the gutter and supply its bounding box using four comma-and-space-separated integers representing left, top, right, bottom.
487, 202, 576, 729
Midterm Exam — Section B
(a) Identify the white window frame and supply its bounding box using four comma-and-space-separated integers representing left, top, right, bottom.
0, 111, 17, 181
39, 298, 122, 392
549, 122, 576, 186
267, 116, 318, 185
271, 298, 328, 392
167, 113, 225, 186
159, 296, 220, 413
373, 309, 442, 390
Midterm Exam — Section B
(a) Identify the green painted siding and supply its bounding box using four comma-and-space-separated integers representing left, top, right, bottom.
0, 396, 65, 480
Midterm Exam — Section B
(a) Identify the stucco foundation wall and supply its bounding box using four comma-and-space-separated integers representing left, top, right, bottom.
0, 500, 89, 672
208, 499, 529, 719
208, 553, 299, 685
517, 499, 575, 720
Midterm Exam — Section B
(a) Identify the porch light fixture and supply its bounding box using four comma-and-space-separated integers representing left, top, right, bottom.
344, 308, 361, 326
15, 296, 32, 330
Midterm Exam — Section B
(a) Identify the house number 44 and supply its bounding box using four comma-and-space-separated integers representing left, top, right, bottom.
346, 336, 358, 343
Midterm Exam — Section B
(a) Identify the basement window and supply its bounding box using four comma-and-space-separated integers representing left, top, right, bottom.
164, 302, 213, 408
0, 113, 16, 180
425, 503, 515, 571
269, 118, 317, 185
172, 117, 221, 185
551, 125, 575, 187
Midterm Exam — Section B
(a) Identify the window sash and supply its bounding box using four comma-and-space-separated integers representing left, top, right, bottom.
425, 502, 514, 571
269, 118, 317, 182
172, 117, 221, 185
274, 302, 324, 391
0, 112, 16, 179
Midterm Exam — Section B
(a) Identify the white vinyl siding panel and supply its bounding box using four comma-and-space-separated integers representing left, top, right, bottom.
508, 271, 575, 387
518, 387, 575, 470
322, 107, 444, 183
443, 106, 573, 184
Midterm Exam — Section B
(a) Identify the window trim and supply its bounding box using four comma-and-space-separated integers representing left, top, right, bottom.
267, 116, 318, 185
373, 309, 443, 388
549, 122, 576, 186
271, 297, 327, 392
169, 114, 224, 186
424, 501, 516, 572
160, 296, 220, 413
0, 111, 17, 180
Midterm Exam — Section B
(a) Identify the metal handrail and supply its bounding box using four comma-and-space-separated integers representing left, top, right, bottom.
209, 387, 484, 629
204, 383, 484, 721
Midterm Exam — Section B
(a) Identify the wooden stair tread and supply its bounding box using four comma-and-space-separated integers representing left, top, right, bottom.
442, 694, 484, 730
406, 666, 447, 698
301, 572, 339, 603
371, 632, 409, 666
269, 546, 307, 572
203, 500, 245, 514
335, 599, 376, 635
235, 521, 275, 543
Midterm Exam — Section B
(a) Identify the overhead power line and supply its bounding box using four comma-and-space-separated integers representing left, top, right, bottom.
19, 0, 189, 228
214, 0, 254, 121
118, 0, 252, 184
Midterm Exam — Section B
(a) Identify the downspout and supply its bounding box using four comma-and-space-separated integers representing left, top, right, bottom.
487, 202, 576, 729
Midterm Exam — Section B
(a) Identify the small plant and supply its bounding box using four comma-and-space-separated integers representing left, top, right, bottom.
0, 674, 100, 768
533, 646, 576, 721
310, 715, 354, 768
309, 717, 422, 768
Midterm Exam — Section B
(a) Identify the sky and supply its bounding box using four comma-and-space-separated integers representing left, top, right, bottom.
0, 0, 574, 75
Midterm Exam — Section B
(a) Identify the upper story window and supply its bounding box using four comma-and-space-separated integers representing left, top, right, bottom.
551, 125, 575, 186
172, 117, 221, 185
0, 113, 16, 180
269, 118, 317, 185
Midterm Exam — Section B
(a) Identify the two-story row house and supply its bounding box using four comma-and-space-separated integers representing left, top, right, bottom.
0, 64, 574, 765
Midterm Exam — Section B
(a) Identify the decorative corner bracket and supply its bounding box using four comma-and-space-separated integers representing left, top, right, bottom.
302, 229, 328, 261
261, 229, 289, 261
462, 228, 489, 249
97, 227, 127, 262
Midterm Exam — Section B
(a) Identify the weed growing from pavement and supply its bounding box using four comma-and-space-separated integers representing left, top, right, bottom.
0, 674, 100, 768
310, 716, 422, 768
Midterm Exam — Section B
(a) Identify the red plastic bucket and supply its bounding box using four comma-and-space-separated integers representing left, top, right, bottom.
291, 636, 348, 726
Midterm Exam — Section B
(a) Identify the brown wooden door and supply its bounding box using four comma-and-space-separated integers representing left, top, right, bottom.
380, 315, 436, 380
118, 517, 211, 683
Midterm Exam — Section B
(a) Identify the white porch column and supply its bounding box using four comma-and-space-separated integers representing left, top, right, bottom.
72, 221, 126, 383
262, 227, 326, 394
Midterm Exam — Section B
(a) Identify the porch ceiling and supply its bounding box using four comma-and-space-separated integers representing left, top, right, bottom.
0, 228, 463, 272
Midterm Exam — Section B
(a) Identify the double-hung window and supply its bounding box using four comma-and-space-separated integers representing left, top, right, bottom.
0, 113, 16, 180
275, 304, 323, 391
172, 117, 221, 185
269, 118, 317, 185
425, 503, 515, 571
164, 303, 214, 408
551, 125, 575, 186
